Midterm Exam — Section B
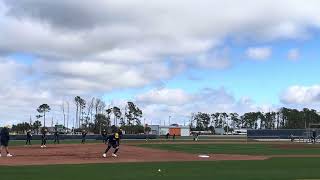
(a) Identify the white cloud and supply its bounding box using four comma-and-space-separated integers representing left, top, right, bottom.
0, 59, 60, 125
246, 47, 272, 60
194, 48, 231, 69
136, 88, 271, 125
32, 60, 178, 95
136, 88, 193, 106
287, 48, 300, 61
280, 85, 320, 105
1, 0, 320, 124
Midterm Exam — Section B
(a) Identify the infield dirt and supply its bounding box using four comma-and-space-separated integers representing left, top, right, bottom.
0, 143, 268, 166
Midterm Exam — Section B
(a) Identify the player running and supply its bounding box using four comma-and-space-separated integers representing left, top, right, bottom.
103, 133, 120, 158
0, 126, 13, 157
115, 128, 123, 145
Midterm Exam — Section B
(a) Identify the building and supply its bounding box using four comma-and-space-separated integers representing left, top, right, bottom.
233, 129, 247, 135
46, 125, 69, 134
214, 128, 225, 135
149, 124, 190, 136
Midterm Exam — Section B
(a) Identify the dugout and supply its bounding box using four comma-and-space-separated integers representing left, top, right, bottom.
304, 123, 320, 143
247, 129, 305, 140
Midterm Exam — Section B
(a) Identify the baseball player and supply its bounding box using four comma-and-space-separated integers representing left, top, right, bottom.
165, 133, 170, 139
115, 128, 123, 145
312, 129, 317, 144
193, 133, 199, 141
41, 128, 48, 148
0, 126, 13, 157
26, 130, 32, 145
54, 128, 60, 144
101, 130, 107, 144
103, 133, 120, 158
81, 130, 87, 144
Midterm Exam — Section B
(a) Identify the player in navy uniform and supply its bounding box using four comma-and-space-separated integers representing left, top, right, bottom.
166, 133, 170, 139
103, 133, 120, 158
115, 128, 123, 146
26, 130, 32, 145
41, 129, 47, 148
81, 130, 87, 144
101, 130, 107, 144
312, 129, 317, 144
0, 126, 13, 157
54, 128, 60, 144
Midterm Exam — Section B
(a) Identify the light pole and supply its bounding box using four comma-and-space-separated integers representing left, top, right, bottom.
67, 101, 69, 131
169, 116, 171, 126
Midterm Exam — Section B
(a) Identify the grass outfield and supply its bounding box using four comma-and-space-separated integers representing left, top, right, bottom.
0, 158, 320, 180
8, 139, 187, 146
7, 137, 246, 146
138, 143, 320, 155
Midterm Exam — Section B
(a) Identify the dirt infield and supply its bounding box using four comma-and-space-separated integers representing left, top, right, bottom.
0, 144, 268, 166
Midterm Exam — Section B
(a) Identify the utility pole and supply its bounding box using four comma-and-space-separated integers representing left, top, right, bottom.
124, 105, 127, 124
190, 113, 194, 129
114, 110, 116, 126
62, 101, 66, 128
67, 101, 69, 130
72, 118, 76, 129
29, 115, 32, 126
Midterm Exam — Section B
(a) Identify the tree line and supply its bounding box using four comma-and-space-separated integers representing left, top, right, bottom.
191, 107, 320, 132
9, 102, 320, 134
10, 96, 149, 134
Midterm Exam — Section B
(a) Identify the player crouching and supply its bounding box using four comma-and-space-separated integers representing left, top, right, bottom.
103, 133, 119, 158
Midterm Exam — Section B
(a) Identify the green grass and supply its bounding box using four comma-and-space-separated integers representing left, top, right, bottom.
8, 137, 246, 146
138, 143, 320, 155
1, 158, 320, 180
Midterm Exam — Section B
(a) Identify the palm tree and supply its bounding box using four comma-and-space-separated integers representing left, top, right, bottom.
113, 106, 122, 126
230, 113, 240, 129
79, 98, 86, 128
106, 107, 113, 125
211, 113, 220, 128
74, 96, 81, 128
33, 120, 42, 134
37, 104, 51, 127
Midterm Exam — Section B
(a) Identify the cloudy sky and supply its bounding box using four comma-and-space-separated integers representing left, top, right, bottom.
0, 0, 320, 126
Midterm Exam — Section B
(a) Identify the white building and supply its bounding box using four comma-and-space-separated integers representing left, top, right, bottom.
149, 125, 190, 136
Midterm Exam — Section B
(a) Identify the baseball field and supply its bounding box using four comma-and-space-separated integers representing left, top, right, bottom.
1, 138, 320, 180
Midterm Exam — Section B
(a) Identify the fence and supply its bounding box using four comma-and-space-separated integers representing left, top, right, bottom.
247, 129, 306, 139
8, 134, 158, 141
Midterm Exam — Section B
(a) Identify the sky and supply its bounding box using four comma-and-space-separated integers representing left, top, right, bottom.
0, 0, 320, 126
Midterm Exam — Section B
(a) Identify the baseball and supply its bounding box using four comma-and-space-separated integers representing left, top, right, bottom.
158, 169, 161, 172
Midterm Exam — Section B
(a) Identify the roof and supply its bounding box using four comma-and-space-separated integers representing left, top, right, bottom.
159, 126, 189, 129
